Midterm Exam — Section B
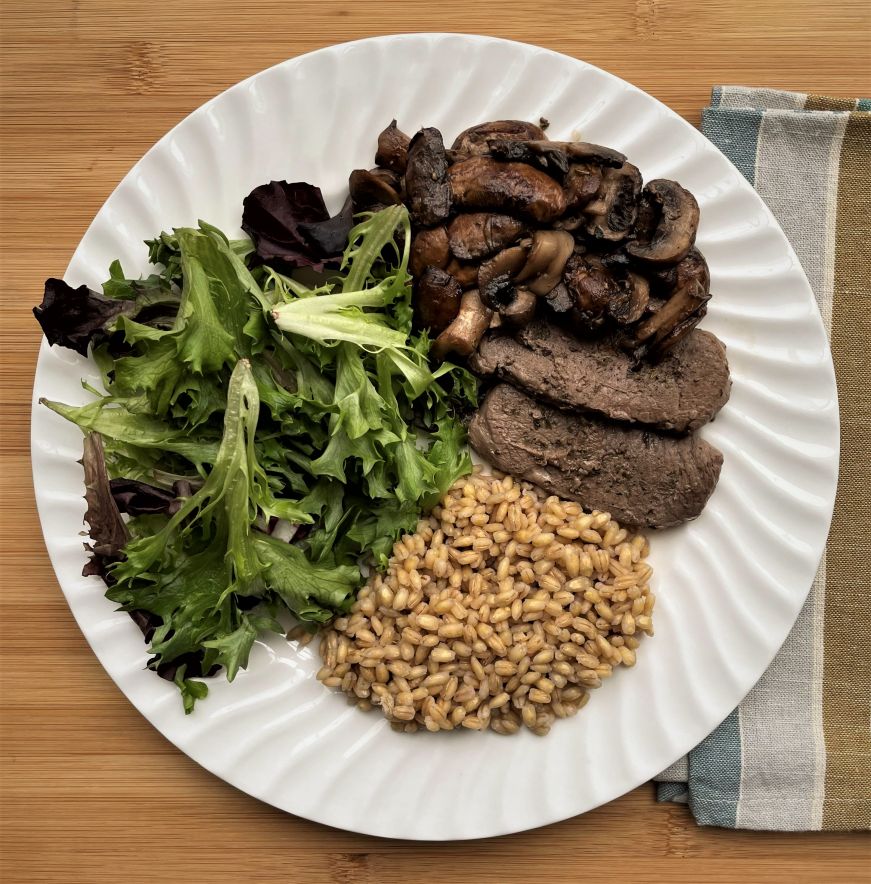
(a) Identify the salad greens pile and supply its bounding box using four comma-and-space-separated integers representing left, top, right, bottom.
37, 203, 476, 711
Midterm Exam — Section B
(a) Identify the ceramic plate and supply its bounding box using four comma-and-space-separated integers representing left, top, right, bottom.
31, 34, 839, 840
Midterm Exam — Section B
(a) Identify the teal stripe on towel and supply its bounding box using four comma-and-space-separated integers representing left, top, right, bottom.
701, 107, 762, 185
688, 708, 743, 827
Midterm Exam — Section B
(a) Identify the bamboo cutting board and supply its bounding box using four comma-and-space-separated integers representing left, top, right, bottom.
2, 2, 870, 882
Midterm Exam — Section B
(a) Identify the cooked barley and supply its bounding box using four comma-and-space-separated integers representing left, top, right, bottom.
316, 467, 653, 736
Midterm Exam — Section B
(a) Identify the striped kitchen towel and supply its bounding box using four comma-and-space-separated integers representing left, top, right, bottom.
656, 87, 871, 831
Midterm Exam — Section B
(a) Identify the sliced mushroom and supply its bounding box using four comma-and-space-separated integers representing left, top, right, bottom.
563, 141, 628, 167
542, 281, 574, 316
447, 213, 527, 261
448, 157, 567, 223
375, 119, 411, 174
445, 258, 481, 289
627, 179, 700, 265
486, 139, 570, 178
348, 168, 402, 211
406, 127, 452, 226
451, 120, 546, 157
479, 274, 538, 328
478, 243, 530, 291
632, 278, 711, 360
584, 162, 642, 241
410, 226, 450, 277
515, 230, 575, 295
648, 246, 710, 298
564, 163, 603, 209
486, 139, 626, 174
607, 272, 650, 325
563, 253, 617, 318
431, 289, 492, 360
414, 266, 462, 334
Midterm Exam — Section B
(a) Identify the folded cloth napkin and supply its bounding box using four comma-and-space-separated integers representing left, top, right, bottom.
655, 86, 871, 831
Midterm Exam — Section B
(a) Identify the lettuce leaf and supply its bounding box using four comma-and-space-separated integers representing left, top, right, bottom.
38, 201, 476, 713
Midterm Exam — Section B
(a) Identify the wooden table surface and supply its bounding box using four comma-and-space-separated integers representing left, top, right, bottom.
2, 2, 869, 882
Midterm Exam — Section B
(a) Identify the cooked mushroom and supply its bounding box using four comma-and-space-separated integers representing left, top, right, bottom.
542, 281, 574, 317
405, 127, 452, 226
348, 168, 402, 211
607, 272, 650, 325
486, 139, 569, 178
448, 157, 567, 223
431, 289, 492, 360
478, 243, 530, 291
564, 164, 603, 209
632, 278, 710, 360
451, 120, 546, 157
486, 139, 626, 175
445, 258, 481, 289
627, 179, 700, 265
648, 246, 710, 298
414, 266, 462, 334
515, 230, 575, 295
479, 274, 537, 328
584, 162, 642, 241
375, 119, 411, 174
410, 226, 450, 277
563, 254, 617, 318
447, 213, 527, 261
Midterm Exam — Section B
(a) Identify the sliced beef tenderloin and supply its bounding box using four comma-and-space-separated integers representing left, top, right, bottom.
469, 384, 723, 528
469, 319, 730, 433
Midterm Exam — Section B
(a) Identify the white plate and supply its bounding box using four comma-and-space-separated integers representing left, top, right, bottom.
31, 34, 839, 840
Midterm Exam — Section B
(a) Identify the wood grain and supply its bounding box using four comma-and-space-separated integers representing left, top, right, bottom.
2, 2, 870, 881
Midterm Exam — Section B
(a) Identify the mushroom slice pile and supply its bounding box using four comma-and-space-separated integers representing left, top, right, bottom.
356, 118, 712, 364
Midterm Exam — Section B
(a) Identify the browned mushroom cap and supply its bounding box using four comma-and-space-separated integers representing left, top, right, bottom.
348, 168, 402, 211
564, 163, 603, 210
515, 230, 575, 295
430, 289, 492, 360
445, 258, 481, 289
414, 266, 462, 334
448, 158, 568, 223
451, 120, 546, 157
478, 243, 530, 291
406, 128, 452, 226
447, 212, 527, 261
375, 120, 411, 174
563, 253, 617, 317
584, 163, 642, 241
627, 179, 700, 265
410, 227, 450, 277
632, 278, 710, 360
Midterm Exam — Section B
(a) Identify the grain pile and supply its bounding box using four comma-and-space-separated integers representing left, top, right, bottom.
316, 467, 654, 735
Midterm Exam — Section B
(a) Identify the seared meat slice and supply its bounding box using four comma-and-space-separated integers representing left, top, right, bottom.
469, 320, 730, 433
469, 384, 723, 528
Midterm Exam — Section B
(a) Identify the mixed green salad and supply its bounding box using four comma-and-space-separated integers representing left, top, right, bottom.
35, 191, 476, 712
